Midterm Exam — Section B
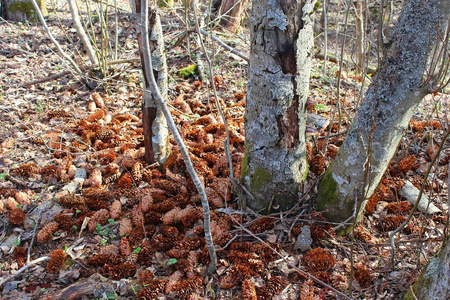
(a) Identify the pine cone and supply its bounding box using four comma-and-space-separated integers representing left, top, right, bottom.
46, 249, 65, 274
37, 222, 59, 243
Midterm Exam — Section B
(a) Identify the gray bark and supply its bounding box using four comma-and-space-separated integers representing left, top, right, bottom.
242, 0, 316, 213
404, 239, 450, 300
316, 0, 450, 226
130, 0, 169, 164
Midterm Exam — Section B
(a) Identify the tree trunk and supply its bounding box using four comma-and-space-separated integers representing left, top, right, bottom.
1, 0, 47, 22
242, 0, 316, 213
404, 239, 450, 300
316, 0, 450, 228
218, 0, 248, 32
131, 0, 169, 165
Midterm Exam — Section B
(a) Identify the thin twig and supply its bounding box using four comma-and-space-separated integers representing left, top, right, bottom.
389, 130, 450, 268
0, 256, 50, 288
199, 29, 248, 61
27, 206, 45, 263
225, 214, 354, 300
140, 0, 217, 273
18, 58, 138, 88
19, 71, 71, 87
192, 0, 235, 186
5, 174, 34, 189
330, 194, 358, 233
172, 28, 248, 61
68, 0, 98, 65
30, 0, 82, 74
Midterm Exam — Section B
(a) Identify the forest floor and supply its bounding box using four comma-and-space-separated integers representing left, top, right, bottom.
0, 2, 449, 300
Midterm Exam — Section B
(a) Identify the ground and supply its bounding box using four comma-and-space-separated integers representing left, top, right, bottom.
0, 1, 449, 300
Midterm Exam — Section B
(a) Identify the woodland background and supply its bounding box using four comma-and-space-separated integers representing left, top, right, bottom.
0, 0, 449, 299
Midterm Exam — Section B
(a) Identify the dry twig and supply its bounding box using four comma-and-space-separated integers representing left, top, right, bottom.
0, 256, 50, 288
140, 0, 217, 273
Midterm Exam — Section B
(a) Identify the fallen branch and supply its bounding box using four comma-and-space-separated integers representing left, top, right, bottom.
5, 174, 34, 189
51, 273, 117, 300
19, 71, 71, 87
0, 256, 49, 288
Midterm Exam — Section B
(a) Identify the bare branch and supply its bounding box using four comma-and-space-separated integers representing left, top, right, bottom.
30, 0, 82, 74
0, 256, 50, 288
140, 0, 217, 273
68, 0, 98, 65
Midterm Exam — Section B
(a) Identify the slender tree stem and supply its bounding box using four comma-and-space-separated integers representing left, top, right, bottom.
192, 0, 235, 185
30, 0, 82, 74
140, 0, 217, 273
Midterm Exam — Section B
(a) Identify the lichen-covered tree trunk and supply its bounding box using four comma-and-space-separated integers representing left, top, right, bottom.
317, 0, 450, 227
242, 0, 316, 213
1, 0, 47, 22
131, 0, 169, 164
404, 239, 450, 300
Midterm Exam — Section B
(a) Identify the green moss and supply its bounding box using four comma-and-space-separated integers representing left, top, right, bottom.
177, 64, 198, 79
241, 152, 249, 179
9, 1, 35, 19
313, 1, 322, 12
316, 169, 340, 211
302, 160, 309, 181
250, 167, 272, 192
8, 1, 47, 21
404, 265, 432, 300
158, 0, 174, 7
317, 170, 355, 235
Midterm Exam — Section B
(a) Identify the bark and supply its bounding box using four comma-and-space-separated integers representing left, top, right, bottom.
1, 0, 47, 22
242, 0, 316, 213
404, 239, 450, 300
131, 0, 169, 164
316, 0, 450, 227
218, 0, 248, 32
354, 0, 365, 73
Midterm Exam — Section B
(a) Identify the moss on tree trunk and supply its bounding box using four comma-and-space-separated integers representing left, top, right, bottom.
316, 0, 450, 230
1, 0, 47, 22
241, 0, 317, 214
404, 239, 450, 299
